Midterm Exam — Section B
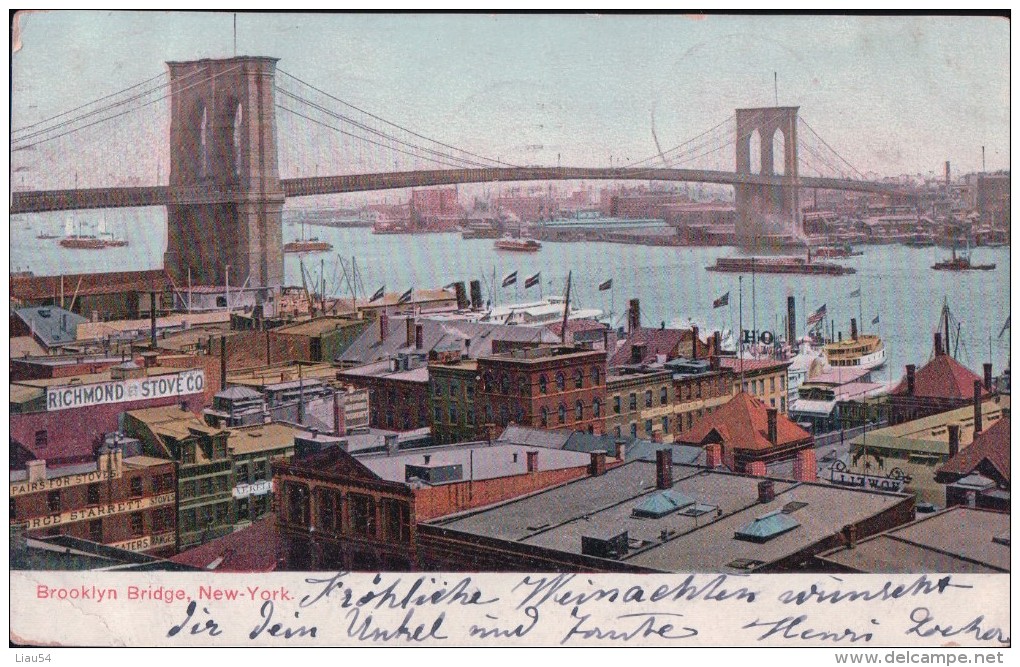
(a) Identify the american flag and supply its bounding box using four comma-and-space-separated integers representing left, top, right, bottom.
807, 304, 826, 325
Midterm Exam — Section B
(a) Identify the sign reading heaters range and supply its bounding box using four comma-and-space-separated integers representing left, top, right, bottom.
46, 369, 205, 411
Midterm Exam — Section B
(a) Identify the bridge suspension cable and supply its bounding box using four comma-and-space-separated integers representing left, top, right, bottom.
277, 68, 518, 169
625, 114, 735, 169
799, 117, 867, 180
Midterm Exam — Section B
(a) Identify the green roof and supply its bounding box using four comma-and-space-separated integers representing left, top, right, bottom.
632, 489, 696, 518
734, 511, 801, 542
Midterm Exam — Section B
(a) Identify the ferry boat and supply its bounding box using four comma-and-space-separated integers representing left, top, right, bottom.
932, 245, 995, 271
814, 243, 863, 259
822, 334, 886, 371
481, 295, 603, 327
707, 255, 855, 276
59, 216, 107, 249
284, 221, 333, 253
494, 237, 542, 252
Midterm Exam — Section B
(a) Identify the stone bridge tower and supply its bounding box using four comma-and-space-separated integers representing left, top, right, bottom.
734, 106, 800, 246
164, 56, 285, 289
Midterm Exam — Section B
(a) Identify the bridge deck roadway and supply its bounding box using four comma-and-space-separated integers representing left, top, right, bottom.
10, 168, 905, 214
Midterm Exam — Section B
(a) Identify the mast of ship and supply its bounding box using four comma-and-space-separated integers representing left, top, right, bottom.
857, 283, 863, 336
751, 257, 757, 354
738, 275, 744, 386
559, 270, 572, 346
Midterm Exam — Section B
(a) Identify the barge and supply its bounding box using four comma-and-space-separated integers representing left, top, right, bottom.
707, 256, 856, 276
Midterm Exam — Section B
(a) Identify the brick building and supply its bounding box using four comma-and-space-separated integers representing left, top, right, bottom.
668, 358, 739, 435
888, 343, 993, 425
719, 356, 792, 413
10, 364, 207, 468
428, 352, 480, 444
935, 416, 1009, 512
11, 447, 177, 558
274, 446, 418, 570
338, 353, 431, 431
605, 369, 676, 442
475, 345, 608, 436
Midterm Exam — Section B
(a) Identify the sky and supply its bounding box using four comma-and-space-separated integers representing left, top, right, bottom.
10, 12, 1011, 182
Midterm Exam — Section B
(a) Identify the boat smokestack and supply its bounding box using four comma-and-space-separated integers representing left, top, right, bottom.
691, 325, 699, 360
469, 280, 483, 310
454, 282, 469, 310
850, 318, 858, 341
787, 296, 797, 345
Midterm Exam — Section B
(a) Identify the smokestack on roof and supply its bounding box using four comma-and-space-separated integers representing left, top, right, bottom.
973, 380, 983, 435
947, 424, 960, 459
984, 363, 993, 392
766, 408, 778, 446
656, 449, 672, 489
906, 364, 916, 396
934, 332, 944, 357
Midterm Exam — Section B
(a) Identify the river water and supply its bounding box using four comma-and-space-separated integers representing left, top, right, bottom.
12, 207, 1011, 376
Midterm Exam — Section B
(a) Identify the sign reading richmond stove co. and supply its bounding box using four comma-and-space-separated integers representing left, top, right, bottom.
46, 370, 205, 411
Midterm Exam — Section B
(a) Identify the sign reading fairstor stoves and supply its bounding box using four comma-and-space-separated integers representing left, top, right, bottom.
45, 369, 205, 411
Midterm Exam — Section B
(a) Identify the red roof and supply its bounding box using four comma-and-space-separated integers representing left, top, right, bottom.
610, 327, 712, 366
937, 417, 1010, 482
892, 354, 988, 400
170, 515, 280, 572
677, 392, 812, 452
11, 270, 172, 301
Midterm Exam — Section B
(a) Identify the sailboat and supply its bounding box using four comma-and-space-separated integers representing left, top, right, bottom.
98, 214, 128, 247
284, 219, 333, 253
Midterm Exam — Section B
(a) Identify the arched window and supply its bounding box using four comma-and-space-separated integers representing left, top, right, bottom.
519, 375, 530, 396
514, 404, 525, 423
482, 372, 493, 393
573, 369, 584, 389
592, 398, 602, 418
773, 128, 785, 176
749, 128, 762, 175
575, 400, 584, 421
591, 366, 601, 385
555, 372, 566, 392
540, 406, 549, 427
558, 403, 567, 424
500, 373, 510, 395
538, 374, 548, 394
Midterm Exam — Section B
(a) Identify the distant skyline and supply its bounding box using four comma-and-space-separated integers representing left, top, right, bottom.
12, 12, 1010, 181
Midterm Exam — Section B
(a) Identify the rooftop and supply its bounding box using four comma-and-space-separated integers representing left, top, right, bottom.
169, 515, 280, 572
937, 417, 1010, 482
815, 506, 1010, 573
848, 396, 1009, 454
227, 423, 298, 455
677, 392, 812, 452
15, 306, 87, 346
719, 357, 793, 373
891, 353, 989, 400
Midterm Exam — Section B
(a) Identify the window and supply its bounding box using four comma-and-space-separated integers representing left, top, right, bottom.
215, 503, 229, 524
613, 395, 621, 414
316, 488, 339, 532
555, 372, 566, 391
381, 498, 411, 544
629, 393, 637, 411
519, 375, 530, 396
200, 477, 213, 496
34, 430, 47, 449
630, 423, 638, 438
758, 379, 764, 394
538, 375, 548, 394
433, 381, 442, 397
237, 497, 251, 521
88, 519, 103, 542
153, 507, 173, 532
450, 380, 459, 397
770, 398, 776, 407
645, 390, 652, 408
500, 374, 510, 395
46, 490, 60, 513
574, 369, 584, 389
484, 404, 492, 423
349, 493, 376, 537
466, 382, 475, 399
434, 406, 442, 423
182, 444, 196, 465
780, 376, 786, 390
695, 381, 702, 399
130, 476, 144, 498
614, 425, 622, 437
593, 398, 602, 418
285, 482, 310, 527
254, 495, 269, 519
770, 377, 776, 393
662, 416, 671, 433
558, 403, 567, 424
182, 509, 197, 532
482, 372, 493, 392
499, 405, 509, 425
575, 400, 584, 421
540, 406, 549, 427
254, 460, 266, 481
130, 513, 144, 537
87, 483, 101, 505
449, 405, 459, 424
645, 419, 653, 435
212, 438, 227, 459
514, 404, 525, 423
216, 296, 227, 307
154, 473, 174, 493
466, 407, 475, 425
592, 366, 601, 385
660, 387, 668, 405
781, 397, 787, 413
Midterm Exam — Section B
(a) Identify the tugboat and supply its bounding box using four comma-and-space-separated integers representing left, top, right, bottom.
494, 237, 542, 252
284, 221, 333, 253
814, 242, 863, 259
932, 241, 995, 271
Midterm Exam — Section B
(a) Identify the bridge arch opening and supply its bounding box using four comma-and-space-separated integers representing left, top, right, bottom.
773, 127, 785, 176
748, 129, 761, 175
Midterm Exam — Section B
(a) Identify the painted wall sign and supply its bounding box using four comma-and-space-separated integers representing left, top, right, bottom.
45, 370, 205, 411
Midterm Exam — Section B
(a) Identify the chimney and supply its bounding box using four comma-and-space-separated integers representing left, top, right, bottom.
705, 443, 723, 468
602, 328, 609, 351
843, 524, 858, 549
333, 391, 345, 436
934, 332, 943, 356
485, 423, 500, 443
384, 433, 399, 455
748, 460, 767, 477
947, 424, 960, 458
219, 336, 227, 392
656, 449, 673, 489
406, 317, 416, 348
469, 280, 483, 310
526, 450, 538, 473
26, 460, 46, 483
787, 296, 797, 344
589, 451, 607, 477
983, 363, 993, 392
794, 449, 817, 482
651, 430, 664, 443
973, 380, 983, 435
766, 408, 778, 446
850, 318, 858, 341
614, 439, 627, 461
631, 342, 646, 365
415, 324, 424, 350
757, 478, 775, 502
628, 298, 640, 333
379, 312, 389, 342
691, 326, 699, 360
906, 365, 916, 396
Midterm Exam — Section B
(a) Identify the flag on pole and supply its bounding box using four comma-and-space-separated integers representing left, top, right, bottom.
999, 315, 1011, 339
397, 287, 414, 304
807, 303, 827, 325
525, 272, 541, 289
369, 285, 386, 302
872, 314, 880, 326
849, 288, 861, 298
501, 271, 518, 287
598, 278, 613, 291
713, 291, 729, 308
